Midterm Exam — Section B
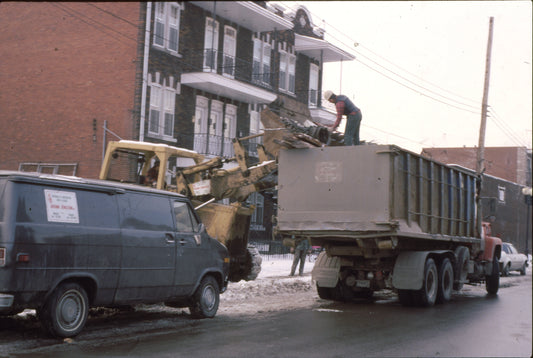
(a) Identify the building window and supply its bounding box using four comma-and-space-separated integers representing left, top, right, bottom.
253, 37, 271, 86
279, 49, 295, 94
148, 75, 176, 140
204, 17, 219, 72
248, 104, 264, 157
153, 2, 181, 54
498, 186, 506, 203
223, 26, 236, 77
223, 104, 237, 157
309, 64, 319, 107
19, 163, 78, 176
248, 192, 264, 230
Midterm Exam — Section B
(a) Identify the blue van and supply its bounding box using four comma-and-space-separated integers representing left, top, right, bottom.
0, 171, 229, 337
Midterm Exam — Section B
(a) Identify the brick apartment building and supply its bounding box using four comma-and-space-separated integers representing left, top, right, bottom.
421, 146, 531, 186
0, 2, 354, 240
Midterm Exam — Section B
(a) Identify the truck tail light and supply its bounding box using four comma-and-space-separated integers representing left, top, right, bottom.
0, 248, 5, 266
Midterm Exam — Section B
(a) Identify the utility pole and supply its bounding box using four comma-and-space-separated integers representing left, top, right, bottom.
476, 16, 494, 235
476, 17, 494, 175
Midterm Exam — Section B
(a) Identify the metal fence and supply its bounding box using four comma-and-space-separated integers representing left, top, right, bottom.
250, 240, 292, 260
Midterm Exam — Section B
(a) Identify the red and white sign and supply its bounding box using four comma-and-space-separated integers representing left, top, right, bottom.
44, 189, 80, 224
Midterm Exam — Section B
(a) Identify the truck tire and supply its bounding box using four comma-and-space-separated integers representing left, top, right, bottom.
485, 255, 500, 295
397, 289, 415, 307
413, 258, 438, 307
436, 258, 454, 303
39, 282, 89, 338
189, 276, 220, 318
316, 284, 334, 300
453, 246, 469, 290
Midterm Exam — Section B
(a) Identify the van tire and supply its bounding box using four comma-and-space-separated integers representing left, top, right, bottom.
40, 282, 89, 338
189, 276, 219, 319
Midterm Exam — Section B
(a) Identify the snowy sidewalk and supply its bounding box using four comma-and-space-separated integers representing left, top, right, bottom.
258, 257, 314, 278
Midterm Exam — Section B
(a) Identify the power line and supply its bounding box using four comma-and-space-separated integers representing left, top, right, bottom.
298, 3, 484, 113
487, 106, 529, 147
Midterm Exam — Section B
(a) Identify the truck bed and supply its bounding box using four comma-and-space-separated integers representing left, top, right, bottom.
277, 145, 480, 244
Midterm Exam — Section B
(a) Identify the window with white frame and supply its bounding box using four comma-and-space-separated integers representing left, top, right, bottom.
309, 64, 319, 107
223, 104, 237, 157
153, 2, 181, 54
204, 17, 219, 72
279, 49, 295, 94
248, 105, 264, 157
148, 76, 176, 139
498, 186, 506, 203
248, 192, 264, 229
252, 37, 271, 86
223, 26, 236, 77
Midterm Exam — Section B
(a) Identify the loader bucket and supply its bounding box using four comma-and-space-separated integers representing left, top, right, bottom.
194, 201, 260, 281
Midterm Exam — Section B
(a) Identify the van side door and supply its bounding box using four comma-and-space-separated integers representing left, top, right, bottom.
115, 193, 176, 302
172, 200, 211, 296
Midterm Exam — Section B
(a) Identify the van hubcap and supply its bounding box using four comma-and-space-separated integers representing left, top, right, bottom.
58, 290, 83, 329
202, 285, 216, 310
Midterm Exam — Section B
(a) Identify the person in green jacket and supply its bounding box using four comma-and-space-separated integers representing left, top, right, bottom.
290, 238, 310, 276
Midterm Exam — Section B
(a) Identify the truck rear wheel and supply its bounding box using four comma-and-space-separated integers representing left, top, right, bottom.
316, 284, 334, 300
413, 258, 438, 307
398, 289, 415, 306
39, 282, 89, 338
485, 255, 500, 295
436, 258, 454, 303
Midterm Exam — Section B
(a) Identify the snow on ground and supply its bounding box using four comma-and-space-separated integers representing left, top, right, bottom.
218, 257, 318, 315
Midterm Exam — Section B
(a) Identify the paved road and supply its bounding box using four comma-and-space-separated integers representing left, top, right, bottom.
11, 275, 531, 358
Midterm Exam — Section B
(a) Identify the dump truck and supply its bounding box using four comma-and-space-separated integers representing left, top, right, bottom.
275, 145, 502, 306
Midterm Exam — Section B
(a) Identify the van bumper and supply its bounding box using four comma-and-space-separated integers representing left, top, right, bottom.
0, 294, 14, 309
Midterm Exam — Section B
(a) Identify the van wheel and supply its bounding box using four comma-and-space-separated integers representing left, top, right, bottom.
413, 258, 438, 307
40, 282, 89, 338
436, 258, 454, 303
189, 276, 219, 319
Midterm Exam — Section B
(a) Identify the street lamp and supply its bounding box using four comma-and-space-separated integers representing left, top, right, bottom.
522, 186, 532, 257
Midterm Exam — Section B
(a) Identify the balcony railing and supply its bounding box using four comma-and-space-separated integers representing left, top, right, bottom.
182, 49, 274, 89
192, 133, 266, 162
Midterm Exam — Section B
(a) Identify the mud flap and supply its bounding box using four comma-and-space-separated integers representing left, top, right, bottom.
392, 252, 430, 290
311, 251, 340, 288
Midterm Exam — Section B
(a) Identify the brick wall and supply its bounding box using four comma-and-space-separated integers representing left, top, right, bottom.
0, 2, 142, 178
422, 147, 529, 186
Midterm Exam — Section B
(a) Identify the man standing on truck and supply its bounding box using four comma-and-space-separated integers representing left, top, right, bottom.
323, 90, 362, 146
290, 237, 310, 276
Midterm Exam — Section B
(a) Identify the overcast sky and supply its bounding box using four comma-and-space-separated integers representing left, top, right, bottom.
284, 1, 532, 153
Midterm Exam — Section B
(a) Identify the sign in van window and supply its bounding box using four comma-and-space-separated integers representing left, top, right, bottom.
44, 189, 80, 224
